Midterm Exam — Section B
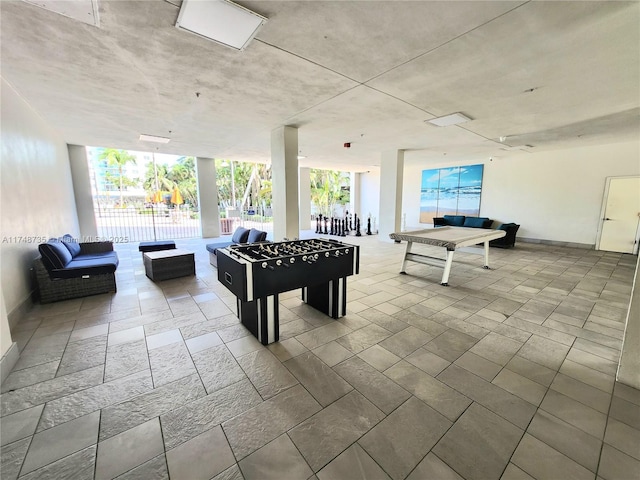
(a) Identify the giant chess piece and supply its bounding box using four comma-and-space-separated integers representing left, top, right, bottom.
316, 215, 322, 234
324, 217, 328, 234
330, 218, 335, 235
349, 214, 353, 232
353, 214, 358, 234
356, 218, 362, 237
366, 217, 372, 235
341, 219, 347, 237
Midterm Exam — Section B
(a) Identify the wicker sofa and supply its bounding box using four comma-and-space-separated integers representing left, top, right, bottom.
206, 227, 268, 267
433, 215, 493, 229
35, 235, 119, 303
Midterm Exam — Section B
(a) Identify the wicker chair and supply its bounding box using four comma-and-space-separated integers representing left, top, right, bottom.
34, 240, 118, 303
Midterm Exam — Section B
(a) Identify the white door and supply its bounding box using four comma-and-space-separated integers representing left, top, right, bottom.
598, 176, 640, 254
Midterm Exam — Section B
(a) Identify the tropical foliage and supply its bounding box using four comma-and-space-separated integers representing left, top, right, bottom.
144, 156, 198, 208
98, 148, 137, 206
215, 160, 272, 211
310, 169, 350, 217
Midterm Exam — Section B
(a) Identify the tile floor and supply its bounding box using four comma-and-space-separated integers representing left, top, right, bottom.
1, 234, 639, 480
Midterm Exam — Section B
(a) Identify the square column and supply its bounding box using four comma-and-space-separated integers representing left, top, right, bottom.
68, 144, 98, 238
196, 157, 220, 238
378, 150, 404, 239
299, 167, 311, 230
271, 126, 299, 241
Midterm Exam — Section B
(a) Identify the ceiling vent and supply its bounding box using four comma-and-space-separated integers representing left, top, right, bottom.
175, 0, 267, 51
21, 0, 100, 27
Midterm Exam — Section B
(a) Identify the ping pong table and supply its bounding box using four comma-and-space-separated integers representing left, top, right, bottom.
389, 226, 506, 285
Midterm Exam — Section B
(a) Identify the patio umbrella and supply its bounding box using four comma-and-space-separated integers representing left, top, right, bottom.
153, 191, 162, 203
171, 187, 184, 205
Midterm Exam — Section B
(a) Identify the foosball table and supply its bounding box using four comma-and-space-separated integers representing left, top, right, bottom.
216, 238, 360, 345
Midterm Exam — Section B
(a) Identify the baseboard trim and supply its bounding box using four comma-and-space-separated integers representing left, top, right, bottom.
0, 342, 19, 385
519, 237, 595, 250
7, 292, 34, 331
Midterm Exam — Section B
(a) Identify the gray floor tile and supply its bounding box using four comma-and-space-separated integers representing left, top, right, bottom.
296, 321, 352, 350
148, 341, 197, 388
192, 344, 247, 394
284, 352, 352, 406
500, 463, 535, 480
609, 394, 640, 430
312, 341, 354, 367
334, 356, 411, 414
455, 351, 502, 381
404, 348, 451, 376
406, 452, 463, 480
184, 331, 223, 353
527, 409, 602, 472
566, 347, 618, 376
386, 361, 471, 421
266, 337, 307, 362
95, 418, 164, 480
239, 434, 313, 480
378, 326, 433, 358
108, 326, 145, 347
212, 464, 245, 480
21, 410, 99, 475
336, 324, 393, 354
360, 396, 451, 480
597, 444, 640, 480
540, 389, 608, 439
57, 334, 107, 376
162, 379, 261, 450
145, 329, 183, 350
225, 335, 264, 358
604, 418, 640, 460
0, 361, 58, 394
559, 358, 615, 393
504, 355, 557, 387
550, 373, 612, 414
1, 364, 104, 417
469, 332, 523, 366
517, 335, 570, 371
437, 364, 537, 429
1, 436, 31, 480
37, 369, 153, 431
12, 332, 70, 371
166, 426, 235, 480
18, 445, 96, 480
613, 381, 640, 406
511, 433, 593, 480
492, 369, 548, 406
317, 443, 390, 480
0, 404, 44, 446
237, 349, 298, 399
433, 402, 523, 480
104, 339, 149, 382
100, 374, 206, 441
223, 384, 321, 460
290, 390, 385, 472
424, 329, 478, 362
115, 454, 168, 480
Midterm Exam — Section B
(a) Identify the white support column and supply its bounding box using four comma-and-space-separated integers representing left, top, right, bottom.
271, 126, 299, 241
68, 145, 98, 238
350, 171, 361, 217
299, 167, 311, 230
378, 150, 404, 240
196, 157, 220, 238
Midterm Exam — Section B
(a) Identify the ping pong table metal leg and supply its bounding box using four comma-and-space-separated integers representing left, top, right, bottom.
441, 248, 455, 285
400, 241, 412, 274
483, 240, 490, 269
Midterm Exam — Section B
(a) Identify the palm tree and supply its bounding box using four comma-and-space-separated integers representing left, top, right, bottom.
98, 148, 137, 207
310, 169, 350, 217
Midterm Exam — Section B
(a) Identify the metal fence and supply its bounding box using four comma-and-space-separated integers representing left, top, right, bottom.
95, 204, 200, 242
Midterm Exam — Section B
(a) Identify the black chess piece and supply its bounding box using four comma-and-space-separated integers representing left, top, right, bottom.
366, 217, 372, 235
356, 218, 362, 237
316, 215, 321, 234
341, 219, 347, 237
349, 214, 353, 232
330, 218, 334, 235
324, 217, 328, 234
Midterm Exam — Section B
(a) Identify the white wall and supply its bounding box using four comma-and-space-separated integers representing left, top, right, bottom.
359, 169, 381, 227
401, 141, 640, 245
0, 78, 79, 340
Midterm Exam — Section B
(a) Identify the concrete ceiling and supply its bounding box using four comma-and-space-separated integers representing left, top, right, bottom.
1, 0, 638, 172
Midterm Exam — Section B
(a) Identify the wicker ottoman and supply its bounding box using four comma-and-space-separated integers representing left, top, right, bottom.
139, 240, 176, 253
143, 249, 195, 281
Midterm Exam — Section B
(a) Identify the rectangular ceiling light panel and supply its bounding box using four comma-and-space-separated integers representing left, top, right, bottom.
22, 0, 100, 27
428, 112, 473, 127
175, 0, 266, 51
139, 134, 171, 144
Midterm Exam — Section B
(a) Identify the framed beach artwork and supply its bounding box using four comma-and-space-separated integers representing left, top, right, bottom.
419, 164, 484, 223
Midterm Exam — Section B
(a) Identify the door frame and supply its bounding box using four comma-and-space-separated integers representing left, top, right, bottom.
596, 175, 640, 255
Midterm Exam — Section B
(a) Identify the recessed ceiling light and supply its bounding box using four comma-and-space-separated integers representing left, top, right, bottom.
175, 0, 267, 51
139, 134, 171, 144
426, 112, 473, 127
297, 156, 307, 160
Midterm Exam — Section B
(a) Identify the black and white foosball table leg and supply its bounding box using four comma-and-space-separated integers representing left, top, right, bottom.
302, 277, 348, 318
236, 295, 279, 345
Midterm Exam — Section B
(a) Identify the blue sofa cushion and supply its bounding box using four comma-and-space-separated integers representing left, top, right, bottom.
61, 234, 81, 257
39, 240, 73, 270
50, 252, 119, 279
206, 241, 233, 254
443, 215, 466, 227
231, 227, 250, 244
463, 217, 492, 228
247, 228, 267, 243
